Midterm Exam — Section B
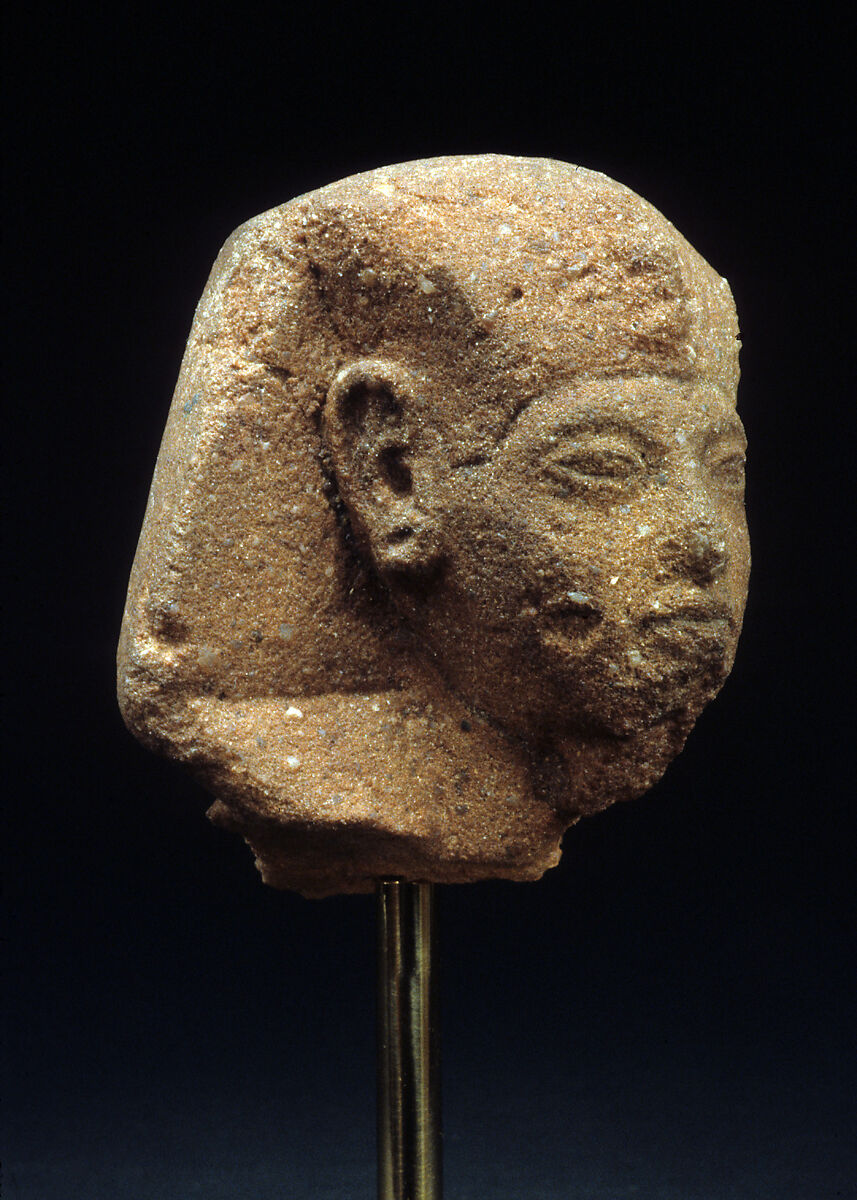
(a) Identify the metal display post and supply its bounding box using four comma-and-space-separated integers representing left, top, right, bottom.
376, 880, 442, 1200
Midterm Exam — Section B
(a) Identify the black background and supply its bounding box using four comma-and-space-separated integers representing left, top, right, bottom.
4, 5, 854, 1198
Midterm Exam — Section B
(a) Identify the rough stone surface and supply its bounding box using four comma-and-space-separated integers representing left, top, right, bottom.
117, 155, 749, 897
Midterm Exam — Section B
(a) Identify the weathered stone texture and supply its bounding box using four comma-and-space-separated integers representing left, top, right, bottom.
118, 155, 748, 896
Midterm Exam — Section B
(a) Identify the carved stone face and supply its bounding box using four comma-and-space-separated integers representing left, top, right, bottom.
118, 155, 749, 895
405, 376, 748, 741
330, 365, 748, 745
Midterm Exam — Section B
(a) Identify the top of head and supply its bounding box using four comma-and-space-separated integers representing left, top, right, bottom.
226, 154, 739, 461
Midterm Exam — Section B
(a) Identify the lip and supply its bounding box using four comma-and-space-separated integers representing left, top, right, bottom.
641, 602, 732, 627
638, 606, 733, 667
544, 591, 603, 627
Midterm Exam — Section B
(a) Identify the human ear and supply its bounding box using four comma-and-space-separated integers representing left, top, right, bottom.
322, 360, 442, 579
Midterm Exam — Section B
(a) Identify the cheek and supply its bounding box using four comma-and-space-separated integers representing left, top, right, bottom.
715, 498, 750, 581
733, 517, 751, 571
440, 511, 543, 622
501, 520, 600, 595
450, 483, 646, 623
523, 506, 634, 587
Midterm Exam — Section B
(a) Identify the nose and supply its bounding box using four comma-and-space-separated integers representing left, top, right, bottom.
658, 520, 729, 586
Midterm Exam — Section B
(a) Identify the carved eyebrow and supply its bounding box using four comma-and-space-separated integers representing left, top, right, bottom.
540, 414, 664, 452
704, 414, 746, 446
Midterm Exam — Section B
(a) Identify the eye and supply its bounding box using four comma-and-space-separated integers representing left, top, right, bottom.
544, 439, 646, 491
711, 452, 746, 488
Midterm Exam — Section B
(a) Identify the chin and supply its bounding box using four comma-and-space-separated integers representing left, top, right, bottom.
605, 673, 728, 736
539, 660, 725, 738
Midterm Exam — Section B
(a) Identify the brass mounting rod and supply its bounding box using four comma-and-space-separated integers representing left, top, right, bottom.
376, 880, 442, 1200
